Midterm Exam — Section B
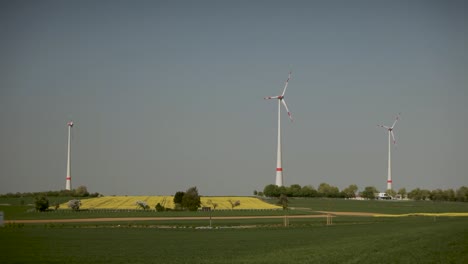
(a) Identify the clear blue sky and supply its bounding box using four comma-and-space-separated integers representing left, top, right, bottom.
1, 0, 466, 195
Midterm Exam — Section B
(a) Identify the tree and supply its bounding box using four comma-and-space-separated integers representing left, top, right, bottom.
386, 189, 397, 198
253, 190, 258, 196
263, 184, 280, 197
397, 188, 407, 198
155, 203, 165, 212
34, 196, 49, 212
409, 188, 431, 200
206, 199, 218, 210
300, 185, 317, 197
181, 186, 201, 211
443, 189, 456, 201
318, 183, 340, 198
173, 191, 185, 209
278, 186, 287, 196
456, 186, 468, 202
408, 188, 421, 200
288, 184, 302, 197
228, 200, 241, 209
277, 194, 288, 210
361, 186, 378, 199
136, 200, 150, 210
68, 199, 81, 211
342, 184, 358, 198
74, 186, 89, 197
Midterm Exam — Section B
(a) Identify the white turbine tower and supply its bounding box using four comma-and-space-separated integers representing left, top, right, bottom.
378, 114, 400, 191
65, 121, 74, 190
264, 72, 293, 187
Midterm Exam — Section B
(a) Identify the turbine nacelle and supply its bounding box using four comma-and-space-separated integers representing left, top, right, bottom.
67, 121, 74, 127
378, 113, 400, 144
264, 72, 293, 121
264, 95, 284, 100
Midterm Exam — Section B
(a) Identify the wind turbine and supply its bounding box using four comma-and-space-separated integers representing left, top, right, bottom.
65, 121, 74, 190
378, 113, 400, 191
264, 72, 293, 187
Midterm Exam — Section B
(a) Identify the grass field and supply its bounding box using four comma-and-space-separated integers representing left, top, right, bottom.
1, 198, 467, 263
1, 217, 467, 263
287, 198, 468, 214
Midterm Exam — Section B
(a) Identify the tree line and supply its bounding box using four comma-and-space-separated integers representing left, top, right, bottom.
0, 186, 100, 198
256, 183, 468, 202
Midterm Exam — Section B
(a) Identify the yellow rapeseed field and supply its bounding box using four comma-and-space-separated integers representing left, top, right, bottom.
60, 196, 281, 210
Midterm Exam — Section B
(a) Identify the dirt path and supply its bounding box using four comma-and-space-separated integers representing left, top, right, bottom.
314, 211, 377, 216
5, 212, 378, 224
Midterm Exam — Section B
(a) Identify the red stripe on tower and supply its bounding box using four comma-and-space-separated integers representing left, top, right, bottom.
66, 177, 71, 180
276, 168, 283, 172
387, 180, 392, 183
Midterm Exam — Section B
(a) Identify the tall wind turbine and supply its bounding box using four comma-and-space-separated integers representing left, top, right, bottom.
65, 121, 74, 190
378, 114, 400, 191
264, 72, 293, 187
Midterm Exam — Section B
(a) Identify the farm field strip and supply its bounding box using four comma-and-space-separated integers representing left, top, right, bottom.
5, 214, 328, 224
58, 196, 281, 210
374, 212, 468, 217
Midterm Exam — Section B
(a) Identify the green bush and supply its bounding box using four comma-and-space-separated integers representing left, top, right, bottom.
34, 196, 49, 212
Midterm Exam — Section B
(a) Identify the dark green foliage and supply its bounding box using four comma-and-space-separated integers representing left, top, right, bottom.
287, 184, 302, 197
408, 188, 431, 200
181, 187, 201, 211
317, 183, 341, 198
0, 187, 99, 198
386, 189, 397, 198
73, 186, 89, 197
155, 203, 165, 212
173, 191, 185, 206
456, 186, 468, 202
263, 184, 280, 197
299, 185, 317, 197
34, 196, 49, 212
277, 194, 288, 209
260, 184, 468, 201
341, 184, 358, 198
361, 186, 378, 199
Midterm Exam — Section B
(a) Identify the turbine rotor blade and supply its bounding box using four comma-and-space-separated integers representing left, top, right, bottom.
281, 99, 293, 121
264, 96, 279, 100
391, 113, 400, 128
378, 125, 390, 129
391, 131, 396, 144
281, 71, 292, 96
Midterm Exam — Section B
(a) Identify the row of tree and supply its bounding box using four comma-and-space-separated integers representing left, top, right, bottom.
257, 183, 468, 202
1, 186, 100, 198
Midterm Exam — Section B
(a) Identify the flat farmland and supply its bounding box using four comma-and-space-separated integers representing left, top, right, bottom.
1, 217, 467, 264
1, 198, 467, 263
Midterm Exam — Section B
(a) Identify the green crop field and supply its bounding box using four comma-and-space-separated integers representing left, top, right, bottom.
1, 198, 467, 263
285, 198, 468, 214
1, 217, 467, 263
